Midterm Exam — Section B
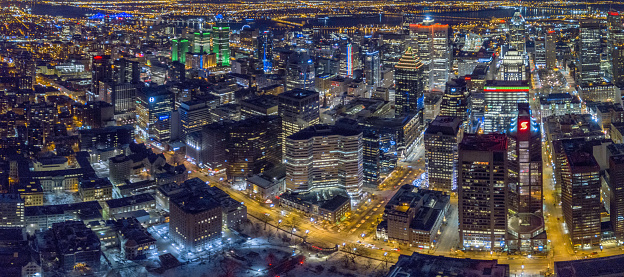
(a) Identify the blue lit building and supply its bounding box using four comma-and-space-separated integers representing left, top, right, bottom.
136, 86, 174, 143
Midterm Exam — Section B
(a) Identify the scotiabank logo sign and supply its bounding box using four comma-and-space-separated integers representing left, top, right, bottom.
520, 121, 529, 131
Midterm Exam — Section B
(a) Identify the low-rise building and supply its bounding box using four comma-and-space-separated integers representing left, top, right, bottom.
114, 217, 157, 260
0, 194, 24, 227
386, 252, 509, 277
279, 191, 351, 224
377, 185, 450, 249
39, 220, 101, 271
245, 166, 286, 202
25, 201, 102, 231
169, 193, 222, 251
539, 93, 583, 121
104, 193, 156, 217
79, 177, 113, 202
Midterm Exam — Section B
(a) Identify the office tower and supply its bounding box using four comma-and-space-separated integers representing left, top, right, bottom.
425, 116, 462, 191
90, 55, 112, 102
339, 43, 355, 78
577, 20, 602, 84
240, 27, 259, 54
225, 116, 282, 180
482, 80, 529, 134
409, 21, 450, 91
172, 39, 179, 62
78, 125, 133, 151
111, 59, 141, 119
193, 32, 211, 54
534, 38, 546, 68
608, 144, 624, 242
394, 48, 426, 115
212, 23, 230, 67
169, 193, 222, 251
258, 30, 274, 72
440, 78, 469, 120
284, 125, 363, 202
553, 139, 601, 247
113, 58, 140, 84
546, 30, 557, 69
364, 50, 381, 88
0, 194, 24, 227
136, 86, 174, 142
608, 12, 624, 86
278, 89, 319, 152
498, 50, 528, 81
179, 100, 215, 141
14, 50, 35, 90
285, 50, 315, 91
509, 12, 526, 53
506, 103, 546, 253
458, 133, 508, 251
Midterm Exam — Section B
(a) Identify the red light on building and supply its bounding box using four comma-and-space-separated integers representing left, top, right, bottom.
94, 56, 103, 60
609, 11, 620, 16
519, 121, 529, 131
465, 76, 471, 80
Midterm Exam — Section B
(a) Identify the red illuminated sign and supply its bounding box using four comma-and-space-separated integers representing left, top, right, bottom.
520, 121, 529, 131
93, 56, 103, 60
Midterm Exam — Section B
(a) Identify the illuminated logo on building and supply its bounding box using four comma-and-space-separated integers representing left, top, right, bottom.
149, 97, 155, 103
520, 121, 529, 131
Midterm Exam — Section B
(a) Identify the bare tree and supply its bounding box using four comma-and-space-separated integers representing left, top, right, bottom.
259, 213, 272, 230
219, 258, 238, 277
284, 215, 300, 241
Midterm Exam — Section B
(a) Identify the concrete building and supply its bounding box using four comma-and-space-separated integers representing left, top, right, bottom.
425, 116, 462, 191
482, 80, 529, 134
78, 177, 113, 202
41, 220, 101, 270
387, 252, 509, 277
169, 193, 222, 251
553, 139, 601, 248
378, 185, 450, 248
284, 125, 363, 202
279, 192, 351, 224
114, 217, 157, 260
409, 21, 450, 91
458, 133, 508, 251
104, 193, 156, 217
278, 89, 320, 153
0, 194, 24, 227
608, 144, 624, 242
538, 93, 582, 121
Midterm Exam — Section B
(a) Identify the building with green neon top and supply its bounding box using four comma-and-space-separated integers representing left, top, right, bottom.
171, 39, 189, 64
212, 23, 230, 67
193, 32, 211, 54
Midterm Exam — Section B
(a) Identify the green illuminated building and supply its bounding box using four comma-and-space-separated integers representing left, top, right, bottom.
212, 23, 231, 67
171, 39, 189, 64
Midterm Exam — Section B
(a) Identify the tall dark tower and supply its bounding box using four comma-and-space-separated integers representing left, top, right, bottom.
394, 47, 425, 116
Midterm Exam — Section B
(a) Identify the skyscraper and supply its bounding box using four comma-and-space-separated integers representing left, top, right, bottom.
509, 12, 526, 54
278, 89, 320, 153
394, 48, 426, 115
258, 30, 274, 72
607, 144, 624, 242
440, 78, 469, 121
14, 50, 35, 90
607, 12, 624, 86
136, 86, 174, 142
284, 125, 363, 202
458, 133, 508, 251
425, 116, 462, 191
364, 50, 381, 88
577, 20, 603, 84
90, 55, 112, 102
553, 139, 601, 247
285, 50, 315, 91
546, 30, 557, 69
482, 80, 529, 134
498, 49, 528, 81
506, 103, 546, 253
193, 32, 211, 54
212, 23, 230, 67
409, 21, 450, 91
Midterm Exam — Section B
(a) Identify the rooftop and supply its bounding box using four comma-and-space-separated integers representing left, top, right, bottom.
388, 252, 509, 277
459, 133, 508, 152
287, 124, 361, 141
425, 116, 462, 136
555, 254, 624, 277
105, 193, 155, 209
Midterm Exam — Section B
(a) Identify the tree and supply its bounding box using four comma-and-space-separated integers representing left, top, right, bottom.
267, 230, 275, 242
284, 215, 300, 241
259, 213, 272, 230
219, 258, 238, 277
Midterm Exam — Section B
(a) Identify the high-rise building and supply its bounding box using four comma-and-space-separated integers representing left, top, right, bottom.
258, 30, 274, 72
440, 78, 469, 120
425, 116, 462, 191
0, 194, 24, 227
285, 50, 315, 91
136, 86, 174, 142
169, 193, 222, 251
607, 12, 624, 87
364, 50, 381, 88
498, 50, 528, 81
240, 27, 259, 54
577, 20, 603, 84
458, 133, 508, 251
14, 50, 35, 90
506, 103, 546, 253
212, 23, 230, 67
394, 48, 426, 115
193, 32, 211, 54
409, 21, 450, 91
172, 39, 190, 64
179, 99, 216, 141
483, 80, 530, 134
284, 125, 363, 202
90, 55, 113, 102
278, 89, 319, 152
608, 144, 624, 242
546, 30, 557, 69
553, 139, 601, 247
509, 12, 526, 54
